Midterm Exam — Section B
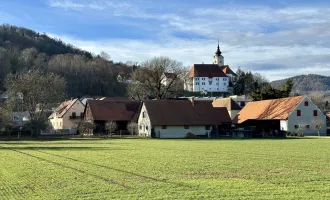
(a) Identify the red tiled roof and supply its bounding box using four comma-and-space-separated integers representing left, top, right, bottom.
234, 96, 305, 124
144, 100, 231, 126
220, 65, 236, 76
212, 98, 241, 111
49, 99, 79, 119
186, 64, 228, 78
87, 100, 142, 122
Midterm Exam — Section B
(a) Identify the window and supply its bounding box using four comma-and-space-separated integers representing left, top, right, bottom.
217, 88, 219, 90
294, 125, 299, 129
306, 125, 310, 129
202, 82, 205, 85
224, 83, 226, 86
80, 112, 84, 118
304, 101, 309, 106
196, 82, 199, 85
195, 78, 199, 80
223, 78, 226, 81
162, 125, 167, 129
314, 110, 318, 116
205, 126, 210, 130
184, 125, 189, 129
297, 110, 301, 116
72, 112, 76, 117
142, 112, 146, 118
209, 81, 212, 85
216, 78, 219, 81
146, 126, 149, 130
316, 125, 321, 129
139, 125, 142, 130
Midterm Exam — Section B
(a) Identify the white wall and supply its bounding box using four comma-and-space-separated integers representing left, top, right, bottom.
229, 110, 240, 120
138, 104, 151, 137
287, 97, 327, 136
192, 77, 229, 92
213, 55, 224, 66
280, 120, 288, 131
154, 126, 210, 138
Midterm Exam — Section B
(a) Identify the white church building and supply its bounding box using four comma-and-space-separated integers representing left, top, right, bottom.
184, 43, 236, 93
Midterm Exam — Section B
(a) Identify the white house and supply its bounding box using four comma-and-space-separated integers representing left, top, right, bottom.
138, 99, 232, 138
49, 98, 85, 130
235, 96, 327, 136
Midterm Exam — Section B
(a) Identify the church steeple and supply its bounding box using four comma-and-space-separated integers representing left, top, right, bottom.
215, 40, 222, 56
213, 40, 224, 66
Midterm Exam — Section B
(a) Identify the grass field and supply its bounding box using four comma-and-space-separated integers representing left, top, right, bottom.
1, 138, 330, 199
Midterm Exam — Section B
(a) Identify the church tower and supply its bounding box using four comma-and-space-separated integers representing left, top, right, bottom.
213, 41, 224, 66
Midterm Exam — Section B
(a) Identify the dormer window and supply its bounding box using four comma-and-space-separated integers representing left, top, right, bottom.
304, 101, 309, 106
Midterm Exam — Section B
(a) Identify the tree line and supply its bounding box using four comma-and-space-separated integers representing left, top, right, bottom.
0, 24, 135, 97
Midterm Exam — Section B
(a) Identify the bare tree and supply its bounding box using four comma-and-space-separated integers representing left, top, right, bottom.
128, 56, 187, 100
78, 121, 95, 136
105, 121, 117, 136
127, 122, 138, 135
312, 119, 325, 137
296, 122, 306, 137
5, 70, 66, 136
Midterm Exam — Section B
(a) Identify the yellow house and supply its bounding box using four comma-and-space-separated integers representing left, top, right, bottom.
49, 99, 85, 130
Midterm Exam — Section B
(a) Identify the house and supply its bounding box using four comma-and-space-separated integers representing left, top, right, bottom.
212, 97, 241, 120
161, 73, 177, 86
84, 99, 142, 134
138, 99, 232, 138
235, 96, 327, 136
49, 98, 85, 130
12, 111, 30, 127
184, 42, 236, 93
326, 112, 330, 135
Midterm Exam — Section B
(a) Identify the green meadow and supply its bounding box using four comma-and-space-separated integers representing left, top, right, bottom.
1, 138, 330, 199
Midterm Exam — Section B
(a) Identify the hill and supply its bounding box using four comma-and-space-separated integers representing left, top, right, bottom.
0, 24, 134, 97
271, 74, 330, 95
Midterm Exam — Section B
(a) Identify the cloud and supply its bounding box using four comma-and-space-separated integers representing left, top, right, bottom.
48, 0, 132, 10
44, 1, 330, 80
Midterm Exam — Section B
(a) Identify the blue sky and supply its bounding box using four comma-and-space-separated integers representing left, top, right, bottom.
1, 0, 330, 80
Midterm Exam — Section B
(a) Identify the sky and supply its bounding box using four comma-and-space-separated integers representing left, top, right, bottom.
1, 0, 330, 81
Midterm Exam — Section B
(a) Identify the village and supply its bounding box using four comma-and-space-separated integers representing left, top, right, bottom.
2, 43, 328, 139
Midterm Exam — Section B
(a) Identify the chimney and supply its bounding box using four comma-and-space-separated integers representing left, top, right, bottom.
189, 97, 195, 106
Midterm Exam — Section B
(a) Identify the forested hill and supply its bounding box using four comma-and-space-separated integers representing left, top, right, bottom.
0, 24, 135, 97
271, 74, 330, 94
0, 24, 92, 58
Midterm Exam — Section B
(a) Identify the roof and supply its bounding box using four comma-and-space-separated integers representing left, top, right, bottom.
234, 96, 305, 124
164, 73, 177, 79
144, 100, 231, 126
220, 65, 237, 76
87, 100, 142, 122
49, 99, 79, 119
186, 64, 228, 78
212, 98, 241, 111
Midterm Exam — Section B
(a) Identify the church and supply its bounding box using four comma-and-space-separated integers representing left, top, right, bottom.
184, 43, 236, 93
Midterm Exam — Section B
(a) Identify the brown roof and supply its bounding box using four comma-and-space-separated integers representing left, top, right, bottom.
186, 64, 228, 78
49, 99, 79, 119
144, 100, 231, 126
212, 98, 241, 111
234, 96, 305, 124
220, 65, 236, 76
86, 100, 142, 122
97, 97, 132, 101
